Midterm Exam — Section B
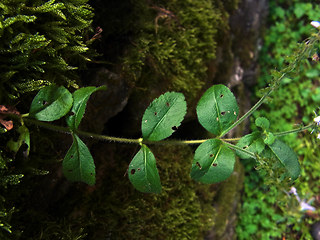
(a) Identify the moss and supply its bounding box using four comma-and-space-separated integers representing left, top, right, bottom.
0, 0, 95, 234
0, 0, 94, 102
116, 0, 230, 102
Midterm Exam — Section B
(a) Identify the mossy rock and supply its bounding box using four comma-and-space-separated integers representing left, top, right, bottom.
78, 144, 215, 239
4, 144, 217, 239
90, 0, 240, 136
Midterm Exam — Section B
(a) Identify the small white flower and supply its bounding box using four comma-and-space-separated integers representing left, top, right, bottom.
311, 21, 320, 28
314, 116, 320, 125
289, 186, 298, 196
288, 187, 316, 212
300, 201, 316, 212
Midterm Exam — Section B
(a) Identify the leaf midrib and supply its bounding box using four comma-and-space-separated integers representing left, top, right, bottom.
147, 97, 177, 140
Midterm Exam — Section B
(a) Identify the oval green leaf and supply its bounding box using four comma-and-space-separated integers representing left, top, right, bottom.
29, 85, 73, 121
255, 117, 270, 130
191, 139, 235, 184
62, 134, 96, 185
142, 92, 187, 141
236, 132, 265, 159
128, 144, 161, 193
268, 139, 300, 180
197, 84, 239, 136
66, 86, 107, 129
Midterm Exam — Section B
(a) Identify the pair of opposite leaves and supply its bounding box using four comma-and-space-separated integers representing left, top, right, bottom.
128, 84, 240, 193
29, 85, 106, 185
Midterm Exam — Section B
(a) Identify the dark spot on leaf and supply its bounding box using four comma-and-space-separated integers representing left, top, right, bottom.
90, 173, 93, 176
70, 155, 74, 158
69, 111, 75, 116
154, 112, 157, 116
220, 94, 224, 98
137, 168, 141, 171
196, 162, 202, 169
212, 163, 218, 167
210, 154, 214, 158
242, 146, 248, 149
42, 100, 48, 105
131, 169, 136, 175
166, 102, 170, 107
221, 111, 226, 116
172, 126, 178, 131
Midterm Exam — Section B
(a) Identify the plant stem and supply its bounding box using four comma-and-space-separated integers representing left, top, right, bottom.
142, 139, 209, 145
23, 117, 315, 146
273, 123, 313, 137
219, 83, 278, 137
25, 117, 210, 145
76, 129, 142, 144
223, 141, 256, 159
24, 118, 142, 144
220, 34, 319, 138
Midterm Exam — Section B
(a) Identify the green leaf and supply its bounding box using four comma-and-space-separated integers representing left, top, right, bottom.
66, 86, 106, 129
142, 92, 187, 141
62, 134, 95, 185
255, 117, 270, 130
196, 84, 239, 136
268, 139, 300, 180
29, 85, 73, 121
128, 144, 161, 193
191, 139, 235, 184
7, 125, 30, 155
236, 132, 265, 159
293, 5, 304, 18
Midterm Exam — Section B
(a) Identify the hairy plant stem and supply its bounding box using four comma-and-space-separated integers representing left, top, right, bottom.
220, 33, 318, 138
24, 118, 142, 144
23, 118, 315, 147
219, 84, 278, 137
273, 123, 314, 137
